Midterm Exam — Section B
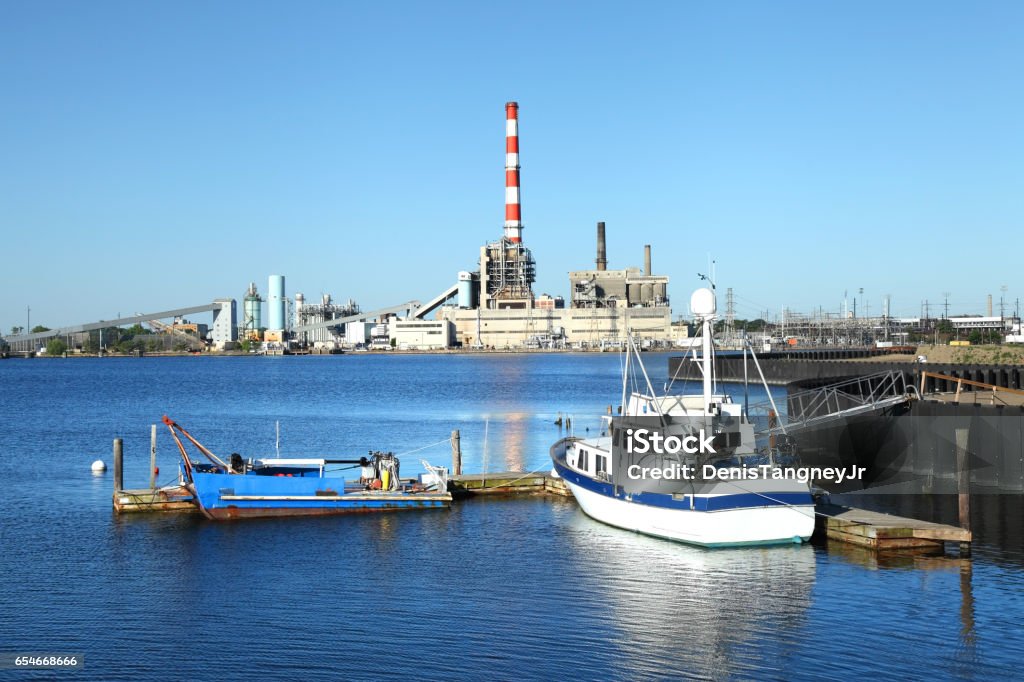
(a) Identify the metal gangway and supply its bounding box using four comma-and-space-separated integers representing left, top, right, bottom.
748, 369, 918, 436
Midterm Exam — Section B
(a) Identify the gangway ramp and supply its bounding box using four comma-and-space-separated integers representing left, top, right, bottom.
749, 370, 917, 435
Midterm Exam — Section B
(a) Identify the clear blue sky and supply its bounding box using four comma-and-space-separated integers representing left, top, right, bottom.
1, 1, 1021, 331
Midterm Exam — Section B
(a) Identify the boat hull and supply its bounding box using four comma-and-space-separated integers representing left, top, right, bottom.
551, 444, 815, 548
563, 475, 814, 547
189, 471, 451, 520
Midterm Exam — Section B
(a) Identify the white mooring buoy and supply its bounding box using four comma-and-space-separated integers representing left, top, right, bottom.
91, 459, 107, 473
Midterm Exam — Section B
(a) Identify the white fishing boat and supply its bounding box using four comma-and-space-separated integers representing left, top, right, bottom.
550, 287, 816, 547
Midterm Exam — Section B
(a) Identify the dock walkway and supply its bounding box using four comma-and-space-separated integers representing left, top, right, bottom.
816, 502, 971, 550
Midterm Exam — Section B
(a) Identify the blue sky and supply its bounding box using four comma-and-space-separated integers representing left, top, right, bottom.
1, 1, 1021, 331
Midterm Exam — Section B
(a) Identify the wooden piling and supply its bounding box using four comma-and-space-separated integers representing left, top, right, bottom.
955, 427, 972, 557
451, 429, 462, 476
113, 438, 124, 494
149, 424, 158, 490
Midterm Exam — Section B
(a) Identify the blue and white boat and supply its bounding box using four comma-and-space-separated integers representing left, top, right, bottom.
164, 416, 452, 520
550, 287, 816, 547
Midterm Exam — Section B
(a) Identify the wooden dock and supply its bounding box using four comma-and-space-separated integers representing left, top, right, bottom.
114, 485, 197, 514
450, 471, 571, 496
815, 502, 971, 550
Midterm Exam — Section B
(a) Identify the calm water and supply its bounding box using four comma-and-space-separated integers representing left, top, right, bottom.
0, 353, 1021, 681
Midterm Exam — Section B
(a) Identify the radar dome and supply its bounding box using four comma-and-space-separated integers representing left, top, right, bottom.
690, 287, 716, 316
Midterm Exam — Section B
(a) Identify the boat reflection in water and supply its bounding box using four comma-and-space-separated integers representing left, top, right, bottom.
562, 508, 817, 680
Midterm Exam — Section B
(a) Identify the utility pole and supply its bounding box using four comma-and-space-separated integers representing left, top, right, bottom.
943, 292, 950, 320
726, 287, 735, 343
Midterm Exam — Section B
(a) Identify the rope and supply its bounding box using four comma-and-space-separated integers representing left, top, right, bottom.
701, 475, 880, 529
394, 437, 453, 458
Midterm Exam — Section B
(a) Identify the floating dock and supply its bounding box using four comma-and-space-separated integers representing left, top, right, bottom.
114, 485, 197, 514
815, 501, 971, 550
450, 471, 570, 496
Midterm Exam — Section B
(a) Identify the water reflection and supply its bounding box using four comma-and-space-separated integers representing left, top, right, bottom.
562, 509, 817, 679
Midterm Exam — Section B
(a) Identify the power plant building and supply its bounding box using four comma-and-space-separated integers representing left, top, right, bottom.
431, 102, 676, 348
293, 293, 359, 346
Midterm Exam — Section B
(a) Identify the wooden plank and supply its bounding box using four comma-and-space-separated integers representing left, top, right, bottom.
817, 502, 970, 549
114, 487, 198, 514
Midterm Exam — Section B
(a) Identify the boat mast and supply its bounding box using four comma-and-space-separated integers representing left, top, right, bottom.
690, 287, 717, 415
620, 329, 630, 414
703, 313, 713, 412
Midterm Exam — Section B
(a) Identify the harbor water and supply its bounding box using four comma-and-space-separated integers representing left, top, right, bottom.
1, 353, 1022, 680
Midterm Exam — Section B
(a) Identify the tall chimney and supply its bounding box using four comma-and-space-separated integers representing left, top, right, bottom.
504, 102, 522, 243
644, 244, 652, 276
596, 222, 607, 271
987, 294, 993, 317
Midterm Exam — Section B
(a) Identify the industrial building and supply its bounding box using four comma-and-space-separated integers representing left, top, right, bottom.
210, 299, 237, 348
390, 320, 455, 350
423, 102, 679, 349
294, 293, 360, 347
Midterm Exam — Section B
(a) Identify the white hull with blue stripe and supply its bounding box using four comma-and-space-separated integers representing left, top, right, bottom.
551, 441, 815, 547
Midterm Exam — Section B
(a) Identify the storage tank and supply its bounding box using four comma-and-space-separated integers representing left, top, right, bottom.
655, 283, 667, 303
295, 292, 305, 330
243, 282, 262, 334
628, 283, 642, 305
457, 271, 474, 309
268, 275, 286, 331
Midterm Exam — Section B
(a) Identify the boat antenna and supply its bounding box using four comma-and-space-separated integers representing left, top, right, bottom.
697, 256, 716, 290
276, 420, 280, 457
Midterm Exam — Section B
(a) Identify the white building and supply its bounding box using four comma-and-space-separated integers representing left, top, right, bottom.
391, 320, 454, 350
211, 299, 237, 349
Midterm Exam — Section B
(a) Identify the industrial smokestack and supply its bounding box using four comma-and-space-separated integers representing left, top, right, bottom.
644, 244, 652, 276
504, 102, 522, 243
596, 222, 607, 271
988, 294, 993, 317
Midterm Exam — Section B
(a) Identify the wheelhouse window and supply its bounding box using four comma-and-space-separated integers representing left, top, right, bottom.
576, 448, 590, 474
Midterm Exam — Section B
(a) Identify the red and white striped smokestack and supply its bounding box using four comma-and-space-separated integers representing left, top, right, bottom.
504, 101, 522, 243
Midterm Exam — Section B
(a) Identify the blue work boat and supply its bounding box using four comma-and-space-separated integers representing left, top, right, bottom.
163, 416, 452, 520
